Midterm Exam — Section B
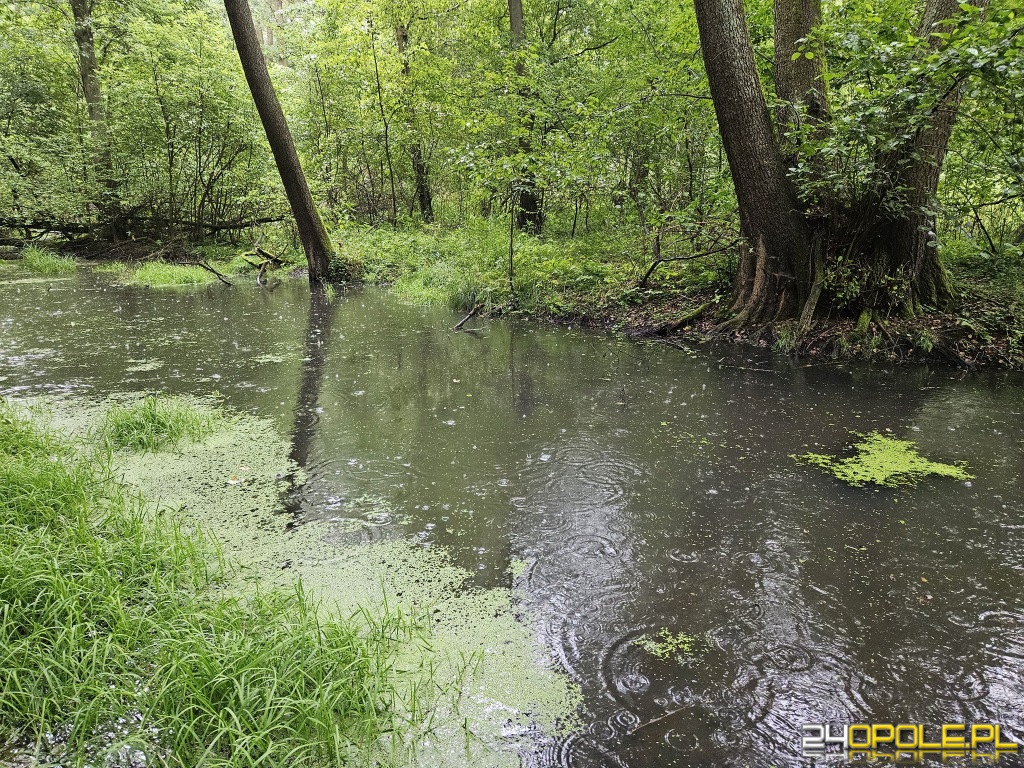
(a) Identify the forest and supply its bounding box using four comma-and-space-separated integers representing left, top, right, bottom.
2, 0, 1022, 364
4, 2, 1024, 766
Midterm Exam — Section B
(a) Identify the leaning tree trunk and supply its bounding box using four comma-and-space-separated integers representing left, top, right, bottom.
224, 0, 334, 284
694, 0, 812, 324
395, 24, 434, 223
507, 0, 543, 232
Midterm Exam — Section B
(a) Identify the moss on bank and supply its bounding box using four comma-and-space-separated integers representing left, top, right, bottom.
795, 431, 973, 487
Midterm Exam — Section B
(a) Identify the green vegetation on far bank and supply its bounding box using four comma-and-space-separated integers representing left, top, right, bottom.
336, 220, 728, 323
20, 245, 76, 275
331, 221, 1024, 366
0, 401, 409, 765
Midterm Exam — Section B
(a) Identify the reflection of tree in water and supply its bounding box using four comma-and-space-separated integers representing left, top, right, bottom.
285, 287, 335, 516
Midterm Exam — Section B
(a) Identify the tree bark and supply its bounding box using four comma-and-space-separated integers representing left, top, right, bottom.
773, 0, 828, 138
224, 0, 335, 284
693, 0, 812, 323
395, 24, 434, 223
508, 0, 543, 232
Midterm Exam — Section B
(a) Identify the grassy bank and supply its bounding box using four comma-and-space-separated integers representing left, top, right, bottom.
334, 222, 1024, 368
20, 245, 76, 275
335, 220, 729, 324
0, 401, 407, 766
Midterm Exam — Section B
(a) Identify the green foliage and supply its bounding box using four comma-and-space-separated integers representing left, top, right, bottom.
99, 396, 218, 452
0, 403, 406, 765
20, 245, 75, 275
795, 432, 973, 487
129, 262, 223, 287
338, 219, 679, 317
1, 0, 1021, 345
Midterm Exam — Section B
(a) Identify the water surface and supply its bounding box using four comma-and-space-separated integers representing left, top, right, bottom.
3, 269, 1023, 767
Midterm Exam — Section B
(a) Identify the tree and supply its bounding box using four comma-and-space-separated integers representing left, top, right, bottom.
69, 0, 122, 236
395, 23, 434, 223
508, 0, 542, 232
224, 0, 335, 284
692, 0, 811, 324
694, 0, 989, 325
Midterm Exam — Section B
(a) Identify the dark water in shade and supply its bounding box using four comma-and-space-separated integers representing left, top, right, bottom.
3, 270, 1024, 767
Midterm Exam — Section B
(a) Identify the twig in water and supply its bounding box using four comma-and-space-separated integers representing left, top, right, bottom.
453, 304, 482, 331
627, 708, 686, 736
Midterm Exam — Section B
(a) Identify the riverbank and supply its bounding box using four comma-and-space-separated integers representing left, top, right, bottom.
12, 222, 1024, 368
0, 396, 578, 767
334, 223, 1024, 370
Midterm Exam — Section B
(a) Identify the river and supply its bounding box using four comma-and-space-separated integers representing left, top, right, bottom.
2, 269, 1023, 767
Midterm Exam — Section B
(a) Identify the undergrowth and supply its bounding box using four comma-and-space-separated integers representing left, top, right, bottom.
0, 402, 411, 766
335, 219, 729, 319
21, 245, 76, 275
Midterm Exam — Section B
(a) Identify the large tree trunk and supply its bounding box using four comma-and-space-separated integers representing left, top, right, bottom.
508, 0, 543, 233
395, 24, 434, 223
773, 0, 828, 138
69, 0, 121, 237
224, 0, 335, 284
693, 0, 812, 324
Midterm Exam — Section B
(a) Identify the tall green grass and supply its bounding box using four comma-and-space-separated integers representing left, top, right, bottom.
0, 403, 409, 766
21, 245, 76, 275
100, 396, 217, 452
130, 262, 222, 286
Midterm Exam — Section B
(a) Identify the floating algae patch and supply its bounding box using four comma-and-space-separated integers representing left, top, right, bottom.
99, 403, 580, 767
795, 431, 973, 488
124, 359, 165, 373
635, 628, 706, 661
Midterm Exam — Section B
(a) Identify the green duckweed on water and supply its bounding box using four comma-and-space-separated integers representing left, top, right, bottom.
15, 395, 580, 767
635, 628, 705, 661
795, 431, 973, 487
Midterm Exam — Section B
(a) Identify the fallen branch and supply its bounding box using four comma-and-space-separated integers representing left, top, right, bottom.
183, 260, 233, 286
453, 304, 482, 331
638, 239, 740, 288
642, 301, 714, 336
